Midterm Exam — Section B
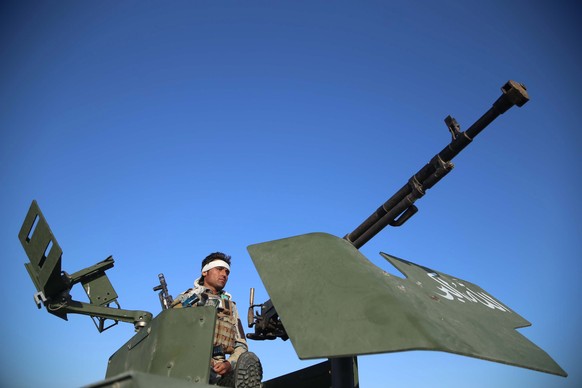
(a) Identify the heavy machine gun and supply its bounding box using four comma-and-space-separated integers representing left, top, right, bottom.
247, 80, 529, 340
245, 81, 566, 387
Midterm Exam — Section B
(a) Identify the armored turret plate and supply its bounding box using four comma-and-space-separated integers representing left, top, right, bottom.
247, 232, 566, 376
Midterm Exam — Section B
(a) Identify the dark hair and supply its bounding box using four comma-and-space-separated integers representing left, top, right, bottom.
201, 252, 231, 271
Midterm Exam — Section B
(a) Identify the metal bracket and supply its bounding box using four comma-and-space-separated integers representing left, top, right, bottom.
445, 115, 461, 141
91, 300, 121, 332
33, 291, 47, 309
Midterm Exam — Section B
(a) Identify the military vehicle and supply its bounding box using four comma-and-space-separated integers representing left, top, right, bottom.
19, 80, 566, 387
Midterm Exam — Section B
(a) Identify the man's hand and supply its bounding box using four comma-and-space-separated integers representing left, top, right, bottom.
213, 360, 232, 376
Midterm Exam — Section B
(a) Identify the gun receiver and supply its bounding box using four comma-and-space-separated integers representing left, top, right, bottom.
247, 80, 530, 341
247, 288, 288, 341
19, 200, 153, 332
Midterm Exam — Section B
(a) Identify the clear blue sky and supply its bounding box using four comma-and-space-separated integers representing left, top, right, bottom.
1, 1, 580, 387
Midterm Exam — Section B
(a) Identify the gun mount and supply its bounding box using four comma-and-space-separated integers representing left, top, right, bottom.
19, 200, 152, 332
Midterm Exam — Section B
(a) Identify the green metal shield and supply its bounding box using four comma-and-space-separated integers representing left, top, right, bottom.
106, 307, 216, 383
247, 232, 566, 377
19, 200, 66, 301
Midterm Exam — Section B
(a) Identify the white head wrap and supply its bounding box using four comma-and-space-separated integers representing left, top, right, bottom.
202, 259, 230, 273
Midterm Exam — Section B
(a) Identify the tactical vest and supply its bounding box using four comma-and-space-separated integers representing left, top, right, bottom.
171, 290, 238, 354
214, 298, 237, 354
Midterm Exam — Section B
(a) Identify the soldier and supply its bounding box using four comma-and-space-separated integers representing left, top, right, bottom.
172, 252, 262, 387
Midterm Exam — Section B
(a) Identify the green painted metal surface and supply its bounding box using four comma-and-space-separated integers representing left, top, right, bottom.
247, 232, 566, 377
85, 371, 216, 388
106, 307, 216, 384
19, 200, 65, 300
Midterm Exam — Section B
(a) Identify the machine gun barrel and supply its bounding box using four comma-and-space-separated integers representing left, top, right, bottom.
344, 80, 529, 249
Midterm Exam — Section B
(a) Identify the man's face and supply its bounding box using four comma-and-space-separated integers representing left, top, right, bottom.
203, 265, 230, 293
